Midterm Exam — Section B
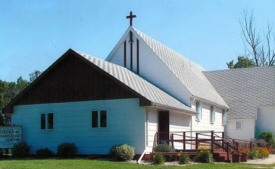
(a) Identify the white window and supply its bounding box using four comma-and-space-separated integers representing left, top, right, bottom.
222, 110, 226, 125
196, 102, 202, 121
236, 121, 243, 130
210, 106, 215, 123
92, 110, 107, 128
41, 113, 54, 130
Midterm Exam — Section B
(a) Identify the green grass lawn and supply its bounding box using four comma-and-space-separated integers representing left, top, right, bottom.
0, 159, 275, 169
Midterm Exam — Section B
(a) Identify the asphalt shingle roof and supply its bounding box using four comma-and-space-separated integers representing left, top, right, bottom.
74, 50, 196, 114
204, 66, 275, 119
132, 27, 228, 109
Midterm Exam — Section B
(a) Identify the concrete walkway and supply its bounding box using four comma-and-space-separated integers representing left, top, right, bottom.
246, 154, 275, 164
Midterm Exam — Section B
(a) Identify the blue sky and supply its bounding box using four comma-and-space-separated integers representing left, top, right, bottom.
0, 0, 274, 82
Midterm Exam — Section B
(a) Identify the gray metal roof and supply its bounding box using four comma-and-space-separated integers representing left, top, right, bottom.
73, 50, 196, 114
132, 27, 229, 109
204, 66, 275, 119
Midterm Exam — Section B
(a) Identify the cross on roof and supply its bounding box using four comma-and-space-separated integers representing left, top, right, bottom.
126, 11, 136, 27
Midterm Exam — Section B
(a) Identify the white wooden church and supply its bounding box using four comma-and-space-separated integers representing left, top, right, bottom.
3, 12, 275, 156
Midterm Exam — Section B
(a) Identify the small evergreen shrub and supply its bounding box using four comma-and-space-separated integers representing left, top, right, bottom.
258, 131, 275, 146
12, 142, 31, 158
153, 152, 165, 165
57, 142, 77, 158
153, 144, 174, 152
35, 148, 54, 159
179, 153, 190, 164
109, 144, 135, 161
194, 150, 213, 163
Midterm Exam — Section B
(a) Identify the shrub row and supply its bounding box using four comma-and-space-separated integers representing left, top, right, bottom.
12, 142, 77, 159
12, 142, 135, 161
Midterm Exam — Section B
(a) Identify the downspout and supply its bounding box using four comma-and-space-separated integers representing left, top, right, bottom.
137, 149, 146, 164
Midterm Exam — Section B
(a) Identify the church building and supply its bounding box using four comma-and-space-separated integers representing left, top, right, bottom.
2, 12, 275, 155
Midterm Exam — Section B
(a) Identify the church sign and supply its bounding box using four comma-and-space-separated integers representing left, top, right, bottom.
0, 126, 22, 148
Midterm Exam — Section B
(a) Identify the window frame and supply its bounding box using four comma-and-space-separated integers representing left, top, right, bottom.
40, 112, 54, 130
92, 110, 107, 128
210, 106, 215, 123
236, 121, 243, 130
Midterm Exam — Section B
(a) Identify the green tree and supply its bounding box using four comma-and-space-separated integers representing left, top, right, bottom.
227, 56, 256, 69
0, 77, 29, 125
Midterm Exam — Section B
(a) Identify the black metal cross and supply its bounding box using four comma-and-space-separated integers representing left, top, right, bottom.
126, 11, 136, 26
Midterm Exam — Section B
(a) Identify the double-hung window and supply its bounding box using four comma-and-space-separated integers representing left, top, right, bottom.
92, 110, 107, 128
41, 113, 54, 130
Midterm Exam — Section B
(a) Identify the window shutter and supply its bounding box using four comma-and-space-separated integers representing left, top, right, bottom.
210, 106, 215, 123
196, 102, 202, 121
222, 110, 226, 125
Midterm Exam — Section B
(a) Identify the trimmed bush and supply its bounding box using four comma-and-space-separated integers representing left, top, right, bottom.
35, 148, 54, 159
12, 142, 31, 158
109, 144, 135, 161
57, 142, 77, 158
258, 131, 275, 146
194, 150, 213, 163
179, 153, 190, 164
153, 144, 174, 152
153, 152, 165, 165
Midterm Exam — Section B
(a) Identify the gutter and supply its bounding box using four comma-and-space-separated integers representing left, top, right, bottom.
152, 103, 197, 116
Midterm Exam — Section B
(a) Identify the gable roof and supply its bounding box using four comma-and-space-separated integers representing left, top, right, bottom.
204, 66, 275, 120
113, 27, 228, 109
3, 49, 196, 115
74, 50, 196, 114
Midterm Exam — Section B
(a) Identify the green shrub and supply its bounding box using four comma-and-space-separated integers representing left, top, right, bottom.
248, 149, 258, 159
153, 144, 175, 162
153, 152, 165, 165
257, 147, 269, 159
258, 131, 275, 146
248, 147, 269, 159
179, 153, 190, 164
109, 144, 135, 161
35, 148, 54, 159
12, 142, 31, 158
153, 144, 174, 152
57, 142, 77, 158
194, 150, 213, 163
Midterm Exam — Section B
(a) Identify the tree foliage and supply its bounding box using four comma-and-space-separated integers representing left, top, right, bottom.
0, 77, 29, 125
227, 56, 256, 69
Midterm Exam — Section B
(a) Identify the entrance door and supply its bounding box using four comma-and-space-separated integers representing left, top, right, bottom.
158, 111, 169, 143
